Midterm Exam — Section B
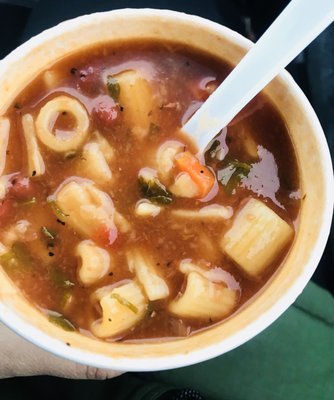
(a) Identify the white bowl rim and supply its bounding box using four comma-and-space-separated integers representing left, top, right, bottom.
0, 8, 333, 372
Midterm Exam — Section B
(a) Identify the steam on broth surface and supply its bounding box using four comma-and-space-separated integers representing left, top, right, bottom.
0, 41, 300, 341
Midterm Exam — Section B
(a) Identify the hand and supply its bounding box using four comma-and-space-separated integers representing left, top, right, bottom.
0, 323, 122, 379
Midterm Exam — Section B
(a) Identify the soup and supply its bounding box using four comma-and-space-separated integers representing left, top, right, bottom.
0, 40, 300, 341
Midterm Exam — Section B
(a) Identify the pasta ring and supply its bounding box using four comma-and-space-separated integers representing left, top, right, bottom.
36, 95, 89, 152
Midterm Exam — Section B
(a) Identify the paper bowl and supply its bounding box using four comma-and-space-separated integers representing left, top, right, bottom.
0, 9, 332, 371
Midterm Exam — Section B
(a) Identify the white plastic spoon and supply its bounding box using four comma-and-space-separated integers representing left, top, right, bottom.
182, 0, 334, 153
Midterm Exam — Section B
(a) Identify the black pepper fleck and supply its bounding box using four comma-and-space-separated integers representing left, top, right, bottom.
66, 342, 71, 346
48, 252, 55, 257
56, 219, 65, 226
70, 67, 78, 75
32, 170, 36, 177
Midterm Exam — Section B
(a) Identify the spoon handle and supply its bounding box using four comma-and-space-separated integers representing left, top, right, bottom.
183, 0, 334, 153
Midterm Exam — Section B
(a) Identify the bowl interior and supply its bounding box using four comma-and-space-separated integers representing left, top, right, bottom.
0, 9, 332, 371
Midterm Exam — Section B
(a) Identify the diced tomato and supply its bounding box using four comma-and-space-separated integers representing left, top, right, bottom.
189, 76, 218, 101
92, 95, 120, 129
77, 66, 102, 95
9, 174, 36, 200
93, 224, 118, 248
0, 198, 13, 221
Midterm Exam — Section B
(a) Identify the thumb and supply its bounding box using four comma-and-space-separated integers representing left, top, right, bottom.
0, 323, 123, 379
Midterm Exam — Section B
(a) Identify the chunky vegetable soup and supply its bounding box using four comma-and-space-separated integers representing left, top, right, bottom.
0, 41, 300, 341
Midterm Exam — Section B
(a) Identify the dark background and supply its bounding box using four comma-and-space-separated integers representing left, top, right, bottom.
0, 1, 333, 398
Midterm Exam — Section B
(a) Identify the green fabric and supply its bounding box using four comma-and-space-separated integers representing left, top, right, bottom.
144, 281, 334, 400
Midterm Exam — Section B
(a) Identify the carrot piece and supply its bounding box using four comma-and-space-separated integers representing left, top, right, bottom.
174, 151, 215, 197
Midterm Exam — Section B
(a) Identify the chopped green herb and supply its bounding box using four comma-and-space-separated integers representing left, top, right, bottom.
0, 242, 32, 271
107, 75, 120, 101
12, 242, 32, 266
218, 158, 251, 195
64, 151, 77, 160
50, 268, 74, 289
60, 291, 73, 310
18, 197, 36, 206
41, 226, 57, 240
110, 293, 138, 314
148, 122, 160, 136
48, 200, 69, 219
0, 251, 14, 265
138, 175, 172, 205
146, 302, 154, 317
48, 313, 75, 331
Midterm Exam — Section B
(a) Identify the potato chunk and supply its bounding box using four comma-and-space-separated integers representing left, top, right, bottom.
78, 142, 112, 185
76, 240, 111, 286
179, 260, 240, 290
91, 281, 147, 338
221, 198, 294, 277
169, 272, 237, 320
127, 249, 169, 301
53, 179, 116, 245
116, 70, 156, 138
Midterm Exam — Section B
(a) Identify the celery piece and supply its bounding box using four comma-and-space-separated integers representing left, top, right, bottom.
19, 197, 37, 206
107, 76, 120, 101
50, 268, 74, 289
48, 312, 75, 331
48, 200, 69, 219
0, 242, 32, 271
110, 293, 138, 314
41, 226, 57, 240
